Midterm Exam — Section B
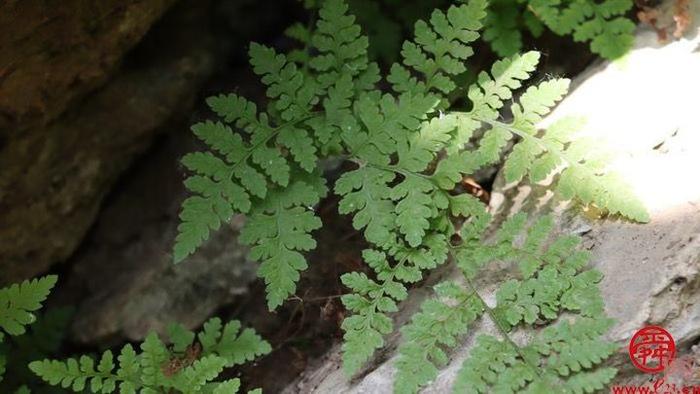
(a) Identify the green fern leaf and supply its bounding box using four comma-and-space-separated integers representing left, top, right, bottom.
340, 271, 395, 375
140, 333, 168, 388
168, 323, 196, 353
240, 177, 326, 310
393, 0, 487, 96
559, 367, 618, 393
310, 0, 374, 90
483, 0, 523, 57
336, 167, 397, 247
529, 0, 634, 58
340, 250, 408, 375
198, 318, 271, 367
212, 378, 242, 394
392, 177, 435, 247
29, 351, 128, 393
0, 275, 57, 339
394, 282, 484, 394
116, 344, 140, 393
453, 335, 525, 394
249, 43, 319, 121
433, 51, 541, 187
173, 355, 226, 394
31, 318, 269, 393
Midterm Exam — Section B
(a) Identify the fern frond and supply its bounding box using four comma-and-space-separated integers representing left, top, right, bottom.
394, 281, 484, 394
455, 214, 606, 328
31, 318, 270, 393
340, 250, 403, 375
310, 0, 376, 90
172, 355, 226, 394
340, 235, 450, 376
390, 0, 487, 96
0, 275, 57, 340
482, 0, 523, 57
454, 318, 618, 393
174, 0, 382, 313
506, 111, 649, 221
433, 51, 540, 186
29, 350, 137, 393
452, 335, 528, 394
393, 213, 618, 393
212, 378, 241, 393
336, 91, 464, 375
558, 367, 618, 393
168, 323, 196, 354
198, 318, 272, 366
140, 333, 169, 388
479, 0, 633, 59
435, 50, 648, 221
240, 176, 327, 310
529, 0, 634, 59
174, 89, 320, 263
171, 1, 647, 387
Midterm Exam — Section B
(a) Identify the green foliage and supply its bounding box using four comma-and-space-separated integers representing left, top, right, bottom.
0, 276, 57, 342
528, 0, 635, 59
316, 0, 635, 61
394, 214, 618, 393
394, 281, 484, 394
0, 307, 73, 392
239, 173, 327, 310
390, 0, 487, 96
453, 318, 618, 393
29, 317, 271, 394
174, 0, 648, 390
479, 0, 636, 59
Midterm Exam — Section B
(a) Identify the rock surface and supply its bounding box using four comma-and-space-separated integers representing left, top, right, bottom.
0, 0, 216, 283
47, 0, 308, 345
62, 128, 257, 344
0, 0, 175, 132
283, 3, 700, 392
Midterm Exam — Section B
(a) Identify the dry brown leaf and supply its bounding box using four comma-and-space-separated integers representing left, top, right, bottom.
673, 0, 691, 38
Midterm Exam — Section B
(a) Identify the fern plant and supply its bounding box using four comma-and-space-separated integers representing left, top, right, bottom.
30, 317, 271, 394
301, 0, 635, 62
0, 275, 57, 392
394, 214, 618, 393
483, 0, 635, 59
173, 0, 647, 391
0, 275, 57, 344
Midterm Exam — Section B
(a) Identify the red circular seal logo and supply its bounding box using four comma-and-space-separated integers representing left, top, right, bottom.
628, 326, 676, 373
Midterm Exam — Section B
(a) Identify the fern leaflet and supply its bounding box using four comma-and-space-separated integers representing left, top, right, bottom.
393, 214, 618, 393
0, 275, 57, 341
30, 318, 270, 394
